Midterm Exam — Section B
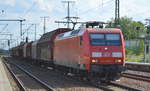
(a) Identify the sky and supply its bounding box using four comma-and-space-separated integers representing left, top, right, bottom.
0, 0, 150, 49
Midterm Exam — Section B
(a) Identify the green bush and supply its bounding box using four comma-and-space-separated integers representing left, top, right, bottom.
135, 40, 144, 55
126, 45, 144, 62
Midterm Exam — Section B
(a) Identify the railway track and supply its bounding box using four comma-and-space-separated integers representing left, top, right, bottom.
91, 80, 141, 91
3, 57, 27, 91
125, 62, 150, 73
2, 58, 56, 91
2, 59, 27, 91
4, 57, 102, 91
107, 82, 141, 91
4, 57, 143, 91
65, 72, 141, 91
122, 72, 150, 82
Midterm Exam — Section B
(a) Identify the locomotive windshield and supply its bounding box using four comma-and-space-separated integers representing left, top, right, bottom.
90, 33, 121, 46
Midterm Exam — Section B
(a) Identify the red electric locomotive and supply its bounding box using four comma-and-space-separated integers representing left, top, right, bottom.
10, 22, 126, 81
54, 28, 125, 81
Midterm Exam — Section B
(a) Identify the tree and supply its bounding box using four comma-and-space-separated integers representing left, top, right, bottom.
0, 49, 8, 54
106, 16, 146, 40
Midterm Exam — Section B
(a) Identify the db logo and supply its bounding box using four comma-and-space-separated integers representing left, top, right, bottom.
103, 52, 111, 57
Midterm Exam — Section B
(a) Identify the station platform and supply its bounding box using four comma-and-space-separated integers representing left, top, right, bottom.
0, 58, 13, 91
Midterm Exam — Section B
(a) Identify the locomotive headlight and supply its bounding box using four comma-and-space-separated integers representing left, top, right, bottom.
92, 59, 98, 63
112, 52, 122, 57
92, 59, 96, 63
115, 60, 122, 63
92, 52, 102, 57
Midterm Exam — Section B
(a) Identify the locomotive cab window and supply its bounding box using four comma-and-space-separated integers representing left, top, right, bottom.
90, 33, 121, 46
71, 30, 80, 36
90, 34, 105, 45
106, 34, 121, 46
56, 33, 64, 40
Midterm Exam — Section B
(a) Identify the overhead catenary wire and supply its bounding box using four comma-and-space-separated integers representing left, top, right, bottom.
21, 1, 37, 19
0, 24, 9, 43
8, 1, 37, 45
0, 24, 8, 34
78, 0, 114, 15
8, 1, 36, 46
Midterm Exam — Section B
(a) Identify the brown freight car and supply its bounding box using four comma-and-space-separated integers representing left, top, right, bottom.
10, 47, 18, 56
31, 41, 38, 60
36, 28, 70, 65
18, 44, 24, 58
26, 42, 33, 59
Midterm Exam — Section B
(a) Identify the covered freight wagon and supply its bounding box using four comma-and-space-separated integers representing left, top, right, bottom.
26, 42, 33, 59
10, 47, 19, 57
11, 43, 24, 57
36, 28, 70, 64
23, 43, 28, 58
23, 42, 33, 58
17, 44, 24, 58
31, 41, 38, 60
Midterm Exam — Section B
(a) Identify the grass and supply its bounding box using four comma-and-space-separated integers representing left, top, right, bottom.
126, 48, 144, 62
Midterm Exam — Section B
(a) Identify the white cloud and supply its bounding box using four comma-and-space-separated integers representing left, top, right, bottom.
19, 0, 31, 9
120, 0, 150, 22
32, 0, 54, 12
0, 0, 16, 6
75, 0, 114, 22
1, 0, 150, 48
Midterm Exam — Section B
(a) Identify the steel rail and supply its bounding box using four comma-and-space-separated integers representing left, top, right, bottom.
3, 58, 56, 91
108, 82, 141, 91
2, 59, 27, 91
122, 73, 150, 82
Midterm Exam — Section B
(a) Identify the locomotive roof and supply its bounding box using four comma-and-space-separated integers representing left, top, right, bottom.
38, 28, 70, 43
86, 28, 120, 30
56, 28, 122, 40
86, 28, 121, 33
